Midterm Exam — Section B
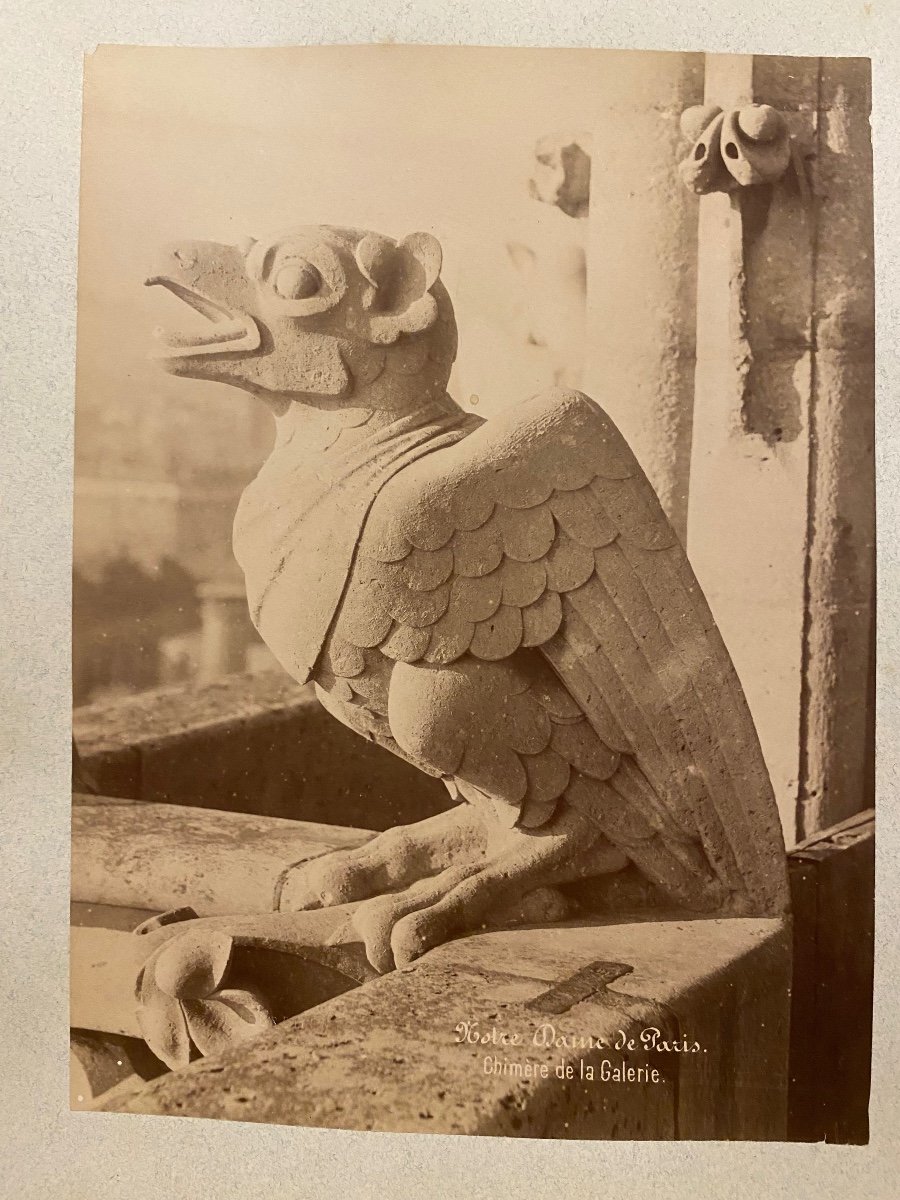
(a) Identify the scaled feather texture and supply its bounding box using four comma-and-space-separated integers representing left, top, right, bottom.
326, 389, 788, 917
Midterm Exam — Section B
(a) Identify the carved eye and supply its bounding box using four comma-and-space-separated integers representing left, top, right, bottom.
274, 261, 322, 300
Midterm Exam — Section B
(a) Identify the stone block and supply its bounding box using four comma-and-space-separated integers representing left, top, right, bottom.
100, 913, 789, 1140
687, 55, 874, 843
788, 810, 874, 1143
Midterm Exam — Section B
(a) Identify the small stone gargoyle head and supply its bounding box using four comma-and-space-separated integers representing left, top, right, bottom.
146, 226, 458, 412
678, 103, 793, 195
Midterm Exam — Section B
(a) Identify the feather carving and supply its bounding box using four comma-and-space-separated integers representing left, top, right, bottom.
329, 387, 789, 917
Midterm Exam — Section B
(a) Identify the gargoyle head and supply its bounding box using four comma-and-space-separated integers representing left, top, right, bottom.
146, 226, 457, 409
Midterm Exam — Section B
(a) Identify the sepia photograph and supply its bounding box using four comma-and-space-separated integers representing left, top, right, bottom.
69, 44, 874, 1143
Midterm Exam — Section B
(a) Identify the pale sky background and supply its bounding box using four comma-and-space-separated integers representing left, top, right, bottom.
75, 44, 666, 480
76, 44, 668, 572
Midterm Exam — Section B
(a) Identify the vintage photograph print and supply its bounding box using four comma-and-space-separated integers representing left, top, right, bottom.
71, 45, 874, 1142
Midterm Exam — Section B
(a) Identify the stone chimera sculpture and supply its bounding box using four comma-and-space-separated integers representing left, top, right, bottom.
146, 224, 789, 980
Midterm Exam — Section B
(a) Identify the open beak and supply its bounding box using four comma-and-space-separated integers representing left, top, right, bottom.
145, 277, 260, 359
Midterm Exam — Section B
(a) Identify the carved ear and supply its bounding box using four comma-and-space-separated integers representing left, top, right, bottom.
355, 232, 442, 344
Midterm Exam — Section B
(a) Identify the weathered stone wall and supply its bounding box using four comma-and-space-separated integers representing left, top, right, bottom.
685, 56, 874, 840
74, 670, 453, 830
96, 909, 791, 1140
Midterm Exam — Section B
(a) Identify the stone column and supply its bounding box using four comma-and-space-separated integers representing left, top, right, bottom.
686, 56, 874, 841
582, 51, 705, 543
196, 572, 258, 683
797, 58, 875, 838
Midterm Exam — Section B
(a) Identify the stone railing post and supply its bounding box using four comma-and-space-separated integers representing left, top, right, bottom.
684, 56, 874, 840
196, 571, 258, 683
582, 51, 704, 543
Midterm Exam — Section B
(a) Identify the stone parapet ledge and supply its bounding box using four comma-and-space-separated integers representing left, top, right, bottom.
100, 914, 790, 1140
73, 671, 452, 829
71, 797, 371, 915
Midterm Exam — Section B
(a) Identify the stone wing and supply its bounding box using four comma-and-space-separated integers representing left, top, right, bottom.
332, 388, 789, 916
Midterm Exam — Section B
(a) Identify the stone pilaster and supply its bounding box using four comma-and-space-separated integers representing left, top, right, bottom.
583, 51, 705, 543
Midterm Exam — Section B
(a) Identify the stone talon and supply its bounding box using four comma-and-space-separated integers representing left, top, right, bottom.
290, 854, 363, 909
351, 860, 485, 972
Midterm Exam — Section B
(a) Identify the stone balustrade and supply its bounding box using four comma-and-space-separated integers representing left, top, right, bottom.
70, 795, 790, 1138
71, 672, 871, 1140
73, 670, 452, 830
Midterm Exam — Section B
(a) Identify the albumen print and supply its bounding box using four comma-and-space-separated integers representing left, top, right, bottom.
71, 45, 874, 1142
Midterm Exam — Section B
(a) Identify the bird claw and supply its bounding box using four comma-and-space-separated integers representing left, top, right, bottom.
281, 808, 585, 973
279, 805, 489, 913
349, 865, 573, 974
280, 853, 360, 910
